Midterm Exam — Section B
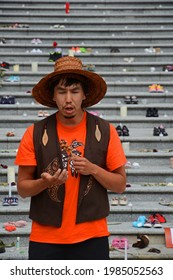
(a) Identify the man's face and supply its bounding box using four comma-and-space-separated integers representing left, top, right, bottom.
53, 80, 86, 119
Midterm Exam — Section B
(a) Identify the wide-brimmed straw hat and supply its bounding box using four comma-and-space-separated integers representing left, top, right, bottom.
32, 56, 107, 108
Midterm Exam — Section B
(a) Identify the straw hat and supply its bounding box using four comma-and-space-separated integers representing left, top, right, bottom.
32, 56, 107, 108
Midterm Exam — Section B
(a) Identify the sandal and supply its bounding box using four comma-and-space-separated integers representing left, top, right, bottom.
159, 198, 170, 206
6, 131, 15, 137
119, 196, 128, 206
0, 163, 8, 169
111, 196, 119, 206
4, 225, 16, 232
38, 110, 44, 117
3, 220, 27, 228
148, 248, 160, 254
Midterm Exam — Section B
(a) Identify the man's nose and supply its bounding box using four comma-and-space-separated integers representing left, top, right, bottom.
65, 92, 72, 102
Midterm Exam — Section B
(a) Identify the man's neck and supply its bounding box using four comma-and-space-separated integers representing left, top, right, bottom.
57, 110, 85, 126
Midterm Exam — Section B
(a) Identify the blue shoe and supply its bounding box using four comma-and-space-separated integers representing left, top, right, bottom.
4, 76, 20, 82
132, 216, 147, 228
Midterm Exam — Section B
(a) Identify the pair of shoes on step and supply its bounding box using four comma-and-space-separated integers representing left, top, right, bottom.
146, 107, 159, 117
38, 110, 50, 117
153, 125, 168, 136
3, 220, 27, 228
111, 237, 129, 249
124, 95, 138, 104
132, 216, 147, 228
125, 161, 140, 169
133, 213, 166, 228
2, 196, 18, 206
116, 124, 129, 136
148, 84, 164, 93
111, 195, 128, 206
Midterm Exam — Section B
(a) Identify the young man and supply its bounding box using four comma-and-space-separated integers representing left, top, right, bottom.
15, 56, 127, 260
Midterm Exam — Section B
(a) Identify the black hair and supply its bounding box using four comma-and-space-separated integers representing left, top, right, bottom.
49, 74, 89, 96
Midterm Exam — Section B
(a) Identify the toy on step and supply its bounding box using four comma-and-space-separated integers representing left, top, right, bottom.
65, 1, 70, 14
2, 167, 18, 206
132, 234, 149, 249
48, 42, 63, 62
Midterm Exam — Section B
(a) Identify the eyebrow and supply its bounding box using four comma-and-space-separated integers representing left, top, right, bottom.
56, 84, 81, 90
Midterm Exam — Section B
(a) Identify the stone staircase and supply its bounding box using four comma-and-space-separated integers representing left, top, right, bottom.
0, 0, 173, 259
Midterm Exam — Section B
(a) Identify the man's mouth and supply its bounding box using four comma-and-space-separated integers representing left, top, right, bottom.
64, 106, 75, 114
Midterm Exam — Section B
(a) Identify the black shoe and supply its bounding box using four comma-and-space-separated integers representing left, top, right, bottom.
153, 127, 160, 136
0, 61, 10, 70
0, 38, 6, 44
131, 95, 138, 104
110, 47, 120, 53
158, 125, 168, 136
54, 52, 62, 61
124, 95, 131, 104
153, 108, 159, 117
48, 52, 55, 62
146, 108, 152, 117
116, 125, 123, 136
122, 125, 129, 136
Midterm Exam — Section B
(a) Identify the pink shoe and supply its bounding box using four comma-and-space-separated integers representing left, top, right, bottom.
119, 238, 129, 249
111, 238, 121, 249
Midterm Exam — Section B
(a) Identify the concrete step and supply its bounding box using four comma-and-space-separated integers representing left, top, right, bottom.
0, 242, 172, 260
1, 61, 173, 72
1, 130, 173, 151
1, 3, 173, 11
1, 52, 173, 63
1, 91, 173, 104
1, 27, 173, 36
1, 114, 173, 128
1, 81, 173, 93
1, 12, 172, 22
1, 233, 173, 260
2, 0, 173, 7
0, 220, 173, 259
1, 164, 173, 184
1, 149, 173, 166
1, 190, 173, 221
2, 70, 173, 83
1, 20, 173, 28
0, 103, 173, 117
1, 35, 173, 46
1, 183, 173, 199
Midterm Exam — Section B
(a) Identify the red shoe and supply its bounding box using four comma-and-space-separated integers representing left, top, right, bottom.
148, 84, 157, 93
4, 225, 16, 232
154, 213, 166, 223
143, 214, 155, 227
156, 84, 164, 93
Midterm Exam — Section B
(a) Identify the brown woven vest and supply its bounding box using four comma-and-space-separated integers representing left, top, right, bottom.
29, 112, 110, 226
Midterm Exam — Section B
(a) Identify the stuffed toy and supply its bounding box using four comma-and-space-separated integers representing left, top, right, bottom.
132, 234, 149, 249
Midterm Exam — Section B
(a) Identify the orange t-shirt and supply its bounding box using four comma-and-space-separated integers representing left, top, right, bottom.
15, 112, 126, 244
